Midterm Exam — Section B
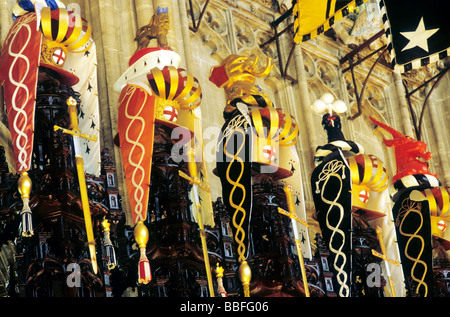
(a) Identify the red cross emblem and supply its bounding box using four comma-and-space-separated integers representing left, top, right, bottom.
52, 49, 66, 65
437, 220, 447, 232
262, 145, 276, 160
163, 106, 178, 122
358, 190, 370, 203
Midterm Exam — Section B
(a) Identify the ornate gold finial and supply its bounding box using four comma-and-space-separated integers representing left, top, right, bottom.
134, 7, 170, 51
67, 96, 79, 131
18, 172, 33, 237
209, 54, 273, 114
215, 263, 224, 278
102, 217, 111, 231
134, 221, 152, 284
134, 221, 149, 248
18, 171, 32, 198
102, 217, 117, 270
215, 263, 227, 297
238, 261, 252, 297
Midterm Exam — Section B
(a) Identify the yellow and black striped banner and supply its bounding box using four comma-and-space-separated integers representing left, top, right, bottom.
293, 0, 369, 43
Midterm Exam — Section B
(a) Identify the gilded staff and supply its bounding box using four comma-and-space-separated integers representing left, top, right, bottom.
54, 97, 98, 274
278, 184, 310, 297
179, 148, 215, 297
372, 226, 399, 297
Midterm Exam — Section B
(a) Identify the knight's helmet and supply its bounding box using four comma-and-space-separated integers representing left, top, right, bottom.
347, 154, 390, 217
38, 6, 93, 85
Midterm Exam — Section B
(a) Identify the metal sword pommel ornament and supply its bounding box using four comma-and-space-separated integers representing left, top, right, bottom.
53, 97, 98, 142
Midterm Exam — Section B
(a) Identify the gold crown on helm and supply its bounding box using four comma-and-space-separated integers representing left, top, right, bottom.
148, 65, 202, 111
348, 154, 389, 192
39, 7, 93, 82
40, 37, 69, 68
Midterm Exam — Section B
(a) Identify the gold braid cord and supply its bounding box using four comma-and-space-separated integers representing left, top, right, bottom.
210, 54, 300, 297
396, 198, 428, 296
315, 159, 350, 297
224, 129, 248, 262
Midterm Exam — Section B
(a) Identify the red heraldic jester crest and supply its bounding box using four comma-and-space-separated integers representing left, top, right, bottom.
370, 116, 449, 297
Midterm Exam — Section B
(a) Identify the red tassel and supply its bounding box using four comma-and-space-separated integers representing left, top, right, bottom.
138, 247, 152, 284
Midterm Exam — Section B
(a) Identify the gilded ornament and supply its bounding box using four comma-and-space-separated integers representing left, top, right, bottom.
18, 172, 32, 198
134, 221, 149, 248
215, 263, 224, 278
238, 260, 252, 284
209, 54, 273, 113
102, 218, 111, 232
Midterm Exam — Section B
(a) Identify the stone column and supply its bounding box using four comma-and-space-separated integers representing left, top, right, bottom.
93, 0, 132, 224
426, 85, 450, 185
176, 0, 194, 71
291, 38, 316, 205
392, 70, 415, 137
0, 0, 12, 44
293, 44, 315, 162
119, 0, 137, 64
135, 0, 154, 30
